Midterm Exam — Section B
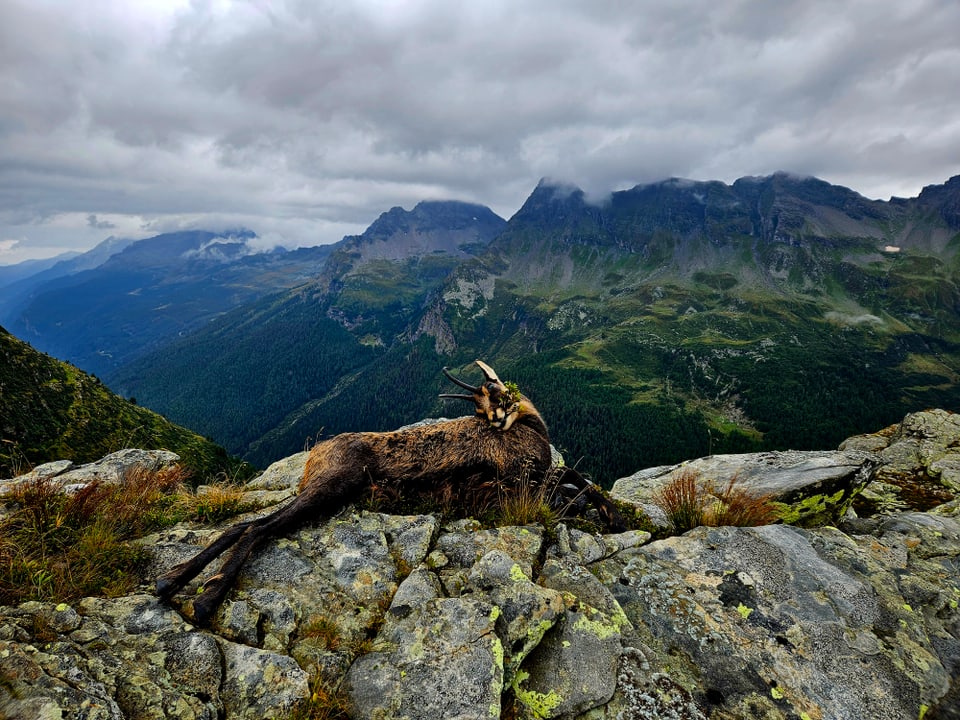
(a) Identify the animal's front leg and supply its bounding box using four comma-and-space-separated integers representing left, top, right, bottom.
553, 467, 627, 532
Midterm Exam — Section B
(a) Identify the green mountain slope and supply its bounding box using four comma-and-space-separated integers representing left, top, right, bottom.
0, 325, 247, 481
415, 174, 960, 481
110, 174, 960, 485
2, 231, 335, 377
110, 201, 506, 465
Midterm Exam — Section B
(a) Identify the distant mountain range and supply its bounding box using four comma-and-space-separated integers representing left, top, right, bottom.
0, 230, 335, 376
3, 174, 959, 485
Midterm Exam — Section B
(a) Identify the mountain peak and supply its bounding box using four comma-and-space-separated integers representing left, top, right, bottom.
362, 200, 505, 242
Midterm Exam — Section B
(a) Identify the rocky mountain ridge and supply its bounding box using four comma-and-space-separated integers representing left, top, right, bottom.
1, 409, 958, 719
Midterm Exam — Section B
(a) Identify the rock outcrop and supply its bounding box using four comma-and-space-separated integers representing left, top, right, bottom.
611, 448, 881, 530
0, 448, 180, 494
1, 411, 959, 719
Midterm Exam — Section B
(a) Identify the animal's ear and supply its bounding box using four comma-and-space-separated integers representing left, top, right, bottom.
474, 360, 502, 385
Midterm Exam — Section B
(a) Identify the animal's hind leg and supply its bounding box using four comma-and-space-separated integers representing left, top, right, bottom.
191, 524, 270, 625
155, 520, 253, 600
190, 492, 324, 624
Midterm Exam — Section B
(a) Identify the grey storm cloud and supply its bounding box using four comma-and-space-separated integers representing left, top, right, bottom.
86, 214, 116, 230
1, 0, 959, 264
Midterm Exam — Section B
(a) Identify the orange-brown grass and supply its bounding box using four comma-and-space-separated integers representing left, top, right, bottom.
0, 464, 258, 605
653, 469, 705, 533
653, 469, 779, 534
288, 674, 352, 720
706, 475, 780, 528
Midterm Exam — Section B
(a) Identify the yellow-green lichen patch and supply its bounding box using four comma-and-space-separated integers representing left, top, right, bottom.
572, 604, 620, 640
509, 563, 529, 583
528, 619, 554, 646
490, 635, 505, 718
774, 489, 848, 526
513, 669, 564, 719
736, 603, 754, 620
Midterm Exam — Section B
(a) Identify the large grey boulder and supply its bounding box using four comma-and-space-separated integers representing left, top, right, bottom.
243, 451, 309, 491
345, 596, 505, 720
612, 449, 880, 529
467, 550, 568, 684
148, 511, 439, 660
0, 595, 307, 720
590, 514, 960, 719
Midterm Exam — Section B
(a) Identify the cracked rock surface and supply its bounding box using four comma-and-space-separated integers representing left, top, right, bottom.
2, 411, 959, 719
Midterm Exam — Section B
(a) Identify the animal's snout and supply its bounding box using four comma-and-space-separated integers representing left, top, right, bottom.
489, 407, 507, 428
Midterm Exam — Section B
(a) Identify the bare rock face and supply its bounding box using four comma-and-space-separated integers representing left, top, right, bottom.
0, 448, 180, 495
592, 515, 960, 719
0, 594, 308, 720
345, 596, 504, 720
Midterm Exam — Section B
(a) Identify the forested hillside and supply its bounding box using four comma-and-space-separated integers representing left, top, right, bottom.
110, 201, 505, 466
0, 326, 247, 481
62, 175, 960, 484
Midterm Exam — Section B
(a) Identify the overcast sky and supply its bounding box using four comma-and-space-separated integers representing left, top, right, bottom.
1, 0, 959, 265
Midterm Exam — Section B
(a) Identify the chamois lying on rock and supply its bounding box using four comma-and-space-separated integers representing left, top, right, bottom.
156, 360, 625, 625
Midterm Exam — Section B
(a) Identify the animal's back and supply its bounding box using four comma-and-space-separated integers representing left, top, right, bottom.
299, 414, 552, 493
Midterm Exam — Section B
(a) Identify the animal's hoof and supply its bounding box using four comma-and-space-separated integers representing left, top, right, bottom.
155, 576, 176, 600
192, 595, 218, 627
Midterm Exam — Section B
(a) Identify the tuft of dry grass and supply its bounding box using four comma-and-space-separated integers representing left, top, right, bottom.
653, 469, 779, 534
0, 464, 259, 605
300, 614, 343, 652
653, 469, 705, 533
496, 464, 557, 528
288, 674, 352, 720
189, 484, 254, 524
706, 475, 781, 528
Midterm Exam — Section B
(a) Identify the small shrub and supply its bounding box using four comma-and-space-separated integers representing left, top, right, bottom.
288, 674, 351, 720
300, 615, 343, 652
188, 484, 255, 524
653, 470, 779, 534
0, 439, 32, 480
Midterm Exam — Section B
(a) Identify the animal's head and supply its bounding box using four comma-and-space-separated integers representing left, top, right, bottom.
440, 360, 530, 431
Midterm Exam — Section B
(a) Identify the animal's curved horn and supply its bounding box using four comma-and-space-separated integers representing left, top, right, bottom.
474, 360, 501, 384
442, 366, 480, 393
438, 393, 476, 401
